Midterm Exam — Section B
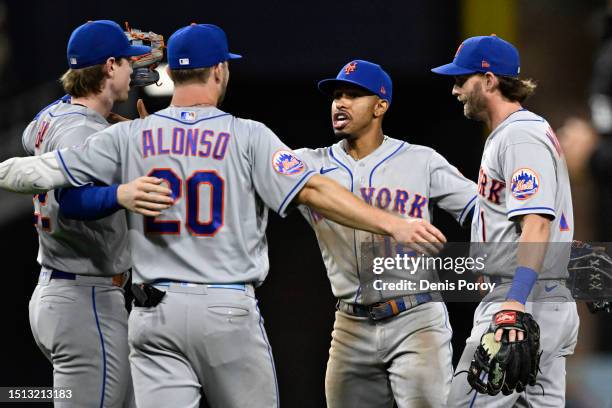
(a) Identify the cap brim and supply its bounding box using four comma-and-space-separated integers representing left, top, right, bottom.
123, 45, 152, 57
431, 62, 477, 76
228, 53, 242, 60
317, 78, 377, 97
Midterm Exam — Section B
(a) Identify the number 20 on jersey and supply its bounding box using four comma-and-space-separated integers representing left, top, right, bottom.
145, 169, 225, 237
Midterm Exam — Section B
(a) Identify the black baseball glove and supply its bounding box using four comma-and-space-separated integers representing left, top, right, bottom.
466, 310, 541, 396
568, 240, 612, 313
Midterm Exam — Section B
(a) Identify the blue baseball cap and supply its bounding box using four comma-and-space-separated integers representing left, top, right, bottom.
318, 60, 392, 105
431, 35, 520, 77
167, 24, 242, 70
67, 20, 151, 69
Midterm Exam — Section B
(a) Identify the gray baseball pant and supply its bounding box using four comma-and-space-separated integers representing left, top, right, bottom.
29, 269, 135, 407
128, 283, 278, 408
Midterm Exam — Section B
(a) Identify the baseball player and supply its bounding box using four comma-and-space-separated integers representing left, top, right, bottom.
432, 35, 579, 406
294, 60, 478, 408
0, 24, 446, 408
23, 20, 167, 407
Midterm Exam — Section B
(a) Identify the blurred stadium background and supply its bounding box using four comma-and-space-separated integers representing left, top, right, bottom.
0, 0, 610, 406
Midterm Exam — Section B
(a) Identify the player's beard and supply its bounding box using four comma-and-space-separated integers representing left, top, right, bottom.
334, 125, 366, 141
333, 128, 352, 139
332, 114, 362, 140
333, 117, 373, 141
463, 83, 487, 121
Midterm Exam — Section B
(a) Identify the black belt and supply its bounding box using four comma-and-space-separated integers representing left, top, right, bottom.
50, 270, 77, 280
337, 292, 441, 321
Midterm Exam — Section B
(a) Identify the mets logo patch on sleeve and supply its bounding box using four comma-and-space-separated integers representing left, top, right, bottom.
510, 168, 539, 200
272, 150, 305, 175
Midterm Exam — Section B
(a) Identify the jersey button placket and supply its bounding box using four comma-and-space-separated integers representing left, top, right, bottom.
356, 168, 365, 188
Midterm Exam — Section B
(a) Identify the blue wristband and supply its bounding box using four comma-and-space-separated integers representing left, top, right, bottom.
506, 266, 538, 304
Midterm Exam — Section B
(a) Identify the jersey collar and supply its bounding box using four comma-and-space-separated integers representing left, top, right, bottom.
52, 102, 108, 125
332, 135, 404, 167
487, 109, 542, 140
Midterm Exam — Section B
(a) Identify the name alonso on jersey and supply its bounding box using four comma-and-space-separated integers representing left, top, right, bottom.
142, 128, 230, 160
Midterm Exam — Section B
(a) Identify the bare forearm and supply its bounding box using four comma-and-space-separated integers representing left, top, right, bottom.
517, 214, 551, 272
0, 152, 71, 193
503, 215, 551, 310
295, 175, 445, 253
296, 175, 397, 235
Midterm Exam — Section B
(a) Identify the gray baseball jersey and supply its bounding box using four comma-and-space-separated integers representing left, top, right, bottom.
22, 100, 131, 276
449, 109, 579, 408
471, 109, 574, 279
24, 99, 135, 407
55, 106, 316, 285
296, 136, 477, 304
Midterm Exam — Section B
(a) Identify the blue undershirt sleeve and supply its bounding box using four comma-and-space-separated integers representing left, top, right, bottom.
56, 184, 122, 221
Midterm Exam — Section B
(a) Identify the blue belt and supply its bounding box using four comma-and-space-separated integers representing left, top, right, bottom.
152, 280, 246, 291
50, 269, 77, 280
337, 293, 439, 321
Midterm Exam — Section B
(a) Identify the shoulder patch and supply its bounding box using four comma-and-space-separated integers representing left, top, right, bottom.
272, 150, 305, 175
510, 168, 539, 200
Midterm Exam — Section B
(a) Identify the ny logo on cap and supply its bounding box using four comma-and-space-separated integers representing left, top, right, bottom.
344, 61, 357, 75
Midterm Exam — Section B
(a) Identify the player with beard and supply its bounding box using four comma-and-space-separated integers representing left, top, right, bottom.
294, 60, 477, 408
432, 35, 578, 406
